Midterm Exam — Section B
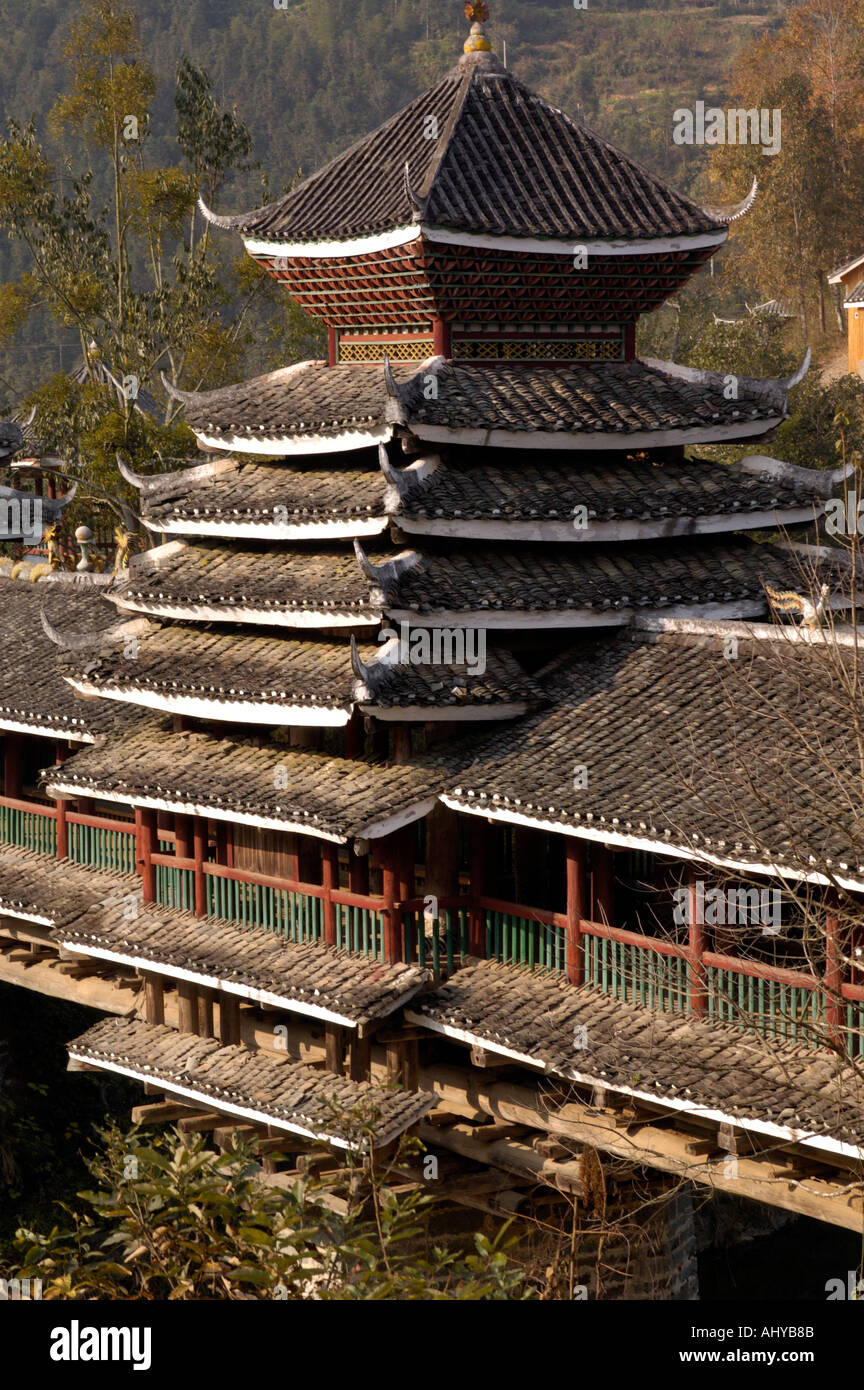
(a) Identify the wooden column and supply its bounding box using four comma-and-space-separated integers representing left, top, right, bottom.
397, 824, 415, 904
177, 980, 197, 1034
322, 842, 338, 946
592, 843, 615, 926
197, 987, 214, 1039
55, 740, 70, 860
324, 1024, 345, 1076
135, 807, 158, 904
344, 711, 364, 760
192, 818, 208, 918
566, 839, 587, 987
825, 900, 844, 1049
214, 821, 229, 866
380, 838, 402, 964
432, 315, 452, 358
328, 324, 338, 367
348, 1031, 372, 1082
143, 974, 165, 1026
390, 726, 412, 764
219, 994, 241, 1047
174, 813, 193, 861
469, 818, 488, 957
687, 866, 708, 1018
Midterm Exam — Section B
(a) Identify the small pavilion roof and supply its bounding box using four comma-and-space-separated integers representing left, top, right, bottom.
407, 959, 864, 1159
388, 447, 832, 542
168, 359, 790, 456
44, 717, 452, 842
68, 1017, 435, 1151
109, 535, 818, 630
133, 453, 389, 539
205, 62, 724, 250
50, 622, 540, 725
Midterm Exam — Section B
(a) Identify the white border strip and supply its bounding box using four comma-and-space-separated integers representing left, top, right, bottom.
244, 225, 727, 260
62, 680, 352, 729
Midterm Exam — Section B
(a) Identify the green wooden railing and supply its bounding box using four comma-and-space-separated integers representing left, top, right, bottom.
206, 872, 323, 943
0, 802, 57, 856
69, 821, 135, 876
584, 930, 690, 1015
403, 905, 470, 974
486, 907, 567, 974
844, 999, 864, 1061
156, 863, 195, 912
336, 901, 386, 960
706, 964, 824, 1045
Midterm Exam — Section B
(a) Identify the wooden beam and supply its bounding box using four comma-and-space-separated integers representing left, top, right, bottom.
566, 839, 587, 986
135, 807, 157, 904
322, 843, 338, 946
348, 1031, 371, 1082
177, 980, 197, 1035
132, 1102, 197, 1124
193, 819, 208, 918
143, 974, 165, 1026
219, 993, 241, 1047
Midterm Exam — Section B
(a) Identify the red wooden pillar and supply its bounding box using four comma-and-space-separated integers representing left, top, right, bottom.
687, 866, 708, 1018
379, 837, 403, 965
192, 819, 208, 918
135, 807, 157, 904
322, 842, 338, 946
825, 899, 844, 1049
566, 839, 587, 987
328, 325, 338, 367
214, 821, 229, 867
432, 315, 452, 358
592, 844, 615, 925
468, 818, 488, 957
174, 813, 193, 861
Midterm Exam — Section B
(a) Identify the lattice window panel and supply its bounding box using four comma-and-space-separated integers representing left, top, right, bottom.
339, 340, 434, 362
453, 338, 624, 361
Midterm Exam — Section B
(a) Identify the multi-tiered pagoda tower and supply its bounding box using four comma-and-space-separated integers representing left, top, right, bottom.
1, 11, 862, 1284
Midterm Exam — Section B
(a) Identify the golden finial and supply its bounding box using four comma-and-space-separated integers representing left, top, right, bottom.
464, 1, 491, 53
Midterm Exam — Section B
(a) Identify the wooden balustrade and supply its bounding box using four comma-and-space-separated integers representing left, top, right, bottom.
1, 785, 862, 1053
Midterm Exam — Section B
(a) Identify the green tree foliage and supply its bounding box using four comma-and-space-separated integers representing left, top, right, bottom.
9, 1122, 534, 1301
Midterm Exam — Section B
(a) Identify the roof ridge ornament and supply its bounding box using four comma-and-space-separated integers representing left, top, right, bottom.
641, 348, 811, 411
197, 195, 238, 231
464, 2, 491, 52
702, 176, 758, 226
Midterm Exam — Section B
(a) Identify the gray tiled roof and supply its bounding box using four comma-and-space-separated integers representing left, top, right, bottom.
444, 629, 864, 879
378, 538, 810, 617
393, 451, 823, 526
0, 845, 138, 927
176, 360, 782, 448
68, 1016, 435, 1150
56, 623, 542, 719
57, 904, 429, 1028
140, 455, 387, 532
409, 960, 864, 1151
114, 542, 380, 620
111, 536, 809, 625
0, 577, 125, 740
217, 66, 721, 244
44, 718, 451, 840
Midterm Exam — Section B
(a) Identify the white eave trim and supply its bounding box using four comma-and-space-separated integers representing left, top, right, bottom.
440, 796, 864, 893
60, 941, 361, 1028
0, 714, 96, 743
383, 600, 769, 630
142, 516, 389, 541
829, 254, 864, 284
112, 597, 382, 629
62, 679, 352, 728
194, 426, 391, 456
410, 418, 784, 452
65, 1051, 372, 1150
244, 224, 727, 260
405, 1014, 864, 1162
395, 505, 822, 544
0, 908, 55, 927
